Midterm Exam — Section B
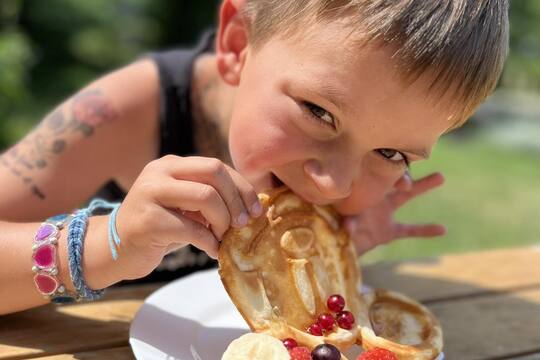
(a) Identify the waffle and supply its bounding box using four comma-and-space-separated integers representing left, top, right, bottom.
360, 289, 443, 359
218, 188, 443, 359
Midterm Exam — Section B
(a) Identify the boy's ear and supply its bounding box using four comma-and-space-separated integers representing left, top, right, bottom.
216, 0, 249, 86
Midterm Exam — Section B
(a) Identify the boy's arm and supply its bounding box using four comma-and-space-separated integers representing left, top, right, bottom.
0, 59, 160, 221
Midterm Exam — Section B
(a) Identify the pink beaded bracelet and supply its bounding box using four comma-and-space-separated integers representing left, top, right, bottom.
32, 214, 79, 304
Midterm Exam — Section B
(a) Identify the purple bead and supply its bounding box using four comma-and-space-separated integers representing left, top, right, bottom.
33, 244, 56, 269
35, 223, 56, 242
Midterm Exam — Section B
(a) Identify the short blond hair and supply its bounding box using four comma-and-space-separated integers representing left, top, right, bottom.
242, 0, 509, 126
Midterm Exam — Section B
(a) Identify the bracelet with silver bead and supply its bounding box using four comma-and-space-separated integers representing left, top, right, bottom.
32, 214, 80, 304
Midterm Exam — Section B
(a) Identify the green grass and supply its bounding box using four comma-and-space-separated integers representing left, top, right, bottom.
362, 137, 540, 263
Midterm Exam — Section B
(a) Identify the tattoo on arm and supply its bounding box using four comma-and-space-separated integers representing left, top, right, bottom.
0, 89, 118, 200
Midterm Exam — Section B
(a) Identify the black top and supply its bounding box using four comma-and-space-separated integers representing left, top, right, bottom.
94, 31, 218, 284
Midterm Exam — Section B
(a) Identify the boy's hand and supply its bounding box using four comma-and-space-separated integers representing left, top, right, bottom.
344, 172, 446, 255
114, 155, 262, 280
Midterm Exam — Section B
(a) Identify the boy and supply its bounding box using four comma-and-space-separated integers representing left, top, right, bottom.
0, 0, 508, 314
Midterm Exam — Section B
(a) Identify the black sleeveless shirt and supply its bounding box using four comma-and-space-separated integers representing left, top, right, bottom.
94, 31, 217, 284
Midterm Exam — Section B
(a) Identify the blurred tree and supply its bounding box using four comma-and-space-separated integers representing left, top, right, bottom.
504, 1, 540, 89
1, 0, 539, 150
0, 0, 34, 148
0, 0, 219, 149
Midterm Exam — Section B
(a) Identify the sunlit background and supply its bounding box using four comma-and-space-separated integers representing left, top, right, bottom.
1, 0, 539, 263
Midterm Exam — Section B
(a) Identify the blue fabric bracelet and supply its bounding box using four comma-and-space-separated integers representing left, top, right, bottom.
108, 203, 122, 260
67, 198, 120, 301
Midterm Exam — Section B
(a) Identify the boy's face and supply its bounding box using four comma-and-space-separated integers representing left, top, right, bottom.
223, 17, 457, 215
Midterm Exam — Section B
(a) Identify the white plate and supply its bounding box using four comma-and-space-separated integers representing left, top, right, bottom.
129, 269, 444, 360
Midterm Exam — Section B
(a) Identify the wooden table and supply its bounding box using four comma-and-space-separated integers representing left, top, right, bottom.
1, 247, 540, 360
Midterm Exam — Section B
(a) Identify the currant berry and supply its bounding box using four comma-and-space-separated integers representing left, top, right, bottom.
327, 294, 345, 312
282, 338, 298, 350
307, 322, 324, 336
317, 313, 335, 331
336, 310, 355, 330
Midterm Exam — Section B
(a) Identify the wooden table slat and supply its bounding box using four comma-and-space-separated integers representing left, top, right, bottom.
427, 288, 540, 360
500, 354, 540, 360
363, 247, 540, 302
35, 346, 134, 360
0, 285, 159, 359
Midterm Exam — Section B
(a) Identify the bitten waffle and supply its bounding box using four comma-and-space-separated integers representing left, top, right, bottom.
218, 188, 443, 360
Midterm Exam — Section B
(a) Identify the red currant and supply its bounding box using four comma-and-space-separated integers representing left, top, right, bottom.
336, 310, 355, 330
317, 313, 335, 331
282, 338, 298, 350
307, 322, 324, 336
327, 294, 345, 312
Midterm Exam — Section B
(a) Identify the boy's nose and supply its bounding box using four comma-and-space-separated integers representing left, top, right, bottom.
303, 159, 354, 201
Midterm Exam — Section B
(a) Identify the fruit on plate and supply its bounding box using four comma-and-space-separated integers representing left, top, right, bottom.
283, 337, 299, 350
221, 332, 290, 359
311, 343, 341, 360
289, 346, 312, 360
357, 348, 399, 360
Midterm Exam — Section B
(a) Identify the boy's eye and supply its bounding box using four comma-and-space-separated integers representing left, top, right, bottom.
377, 148, 409, 165
303, 102, 335, 128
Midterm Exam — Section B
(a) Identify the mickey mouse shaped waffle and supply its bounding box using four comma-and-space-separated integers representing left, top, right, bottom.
219, 188, 443, 360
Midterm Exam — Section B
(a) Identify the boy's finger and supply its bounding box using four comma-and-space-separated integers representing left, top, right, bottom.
410, 172, 445, 197
343, 216, 358, 235
223, 163, 263, 218
152, 178, 231, 239
158, 208, 220, 259
352, 235, 378, 255
177, 216, 220, 259
390, 172, 444, 208
180, 210, 209, 227
162, 156, 251, 228
394, 171, 413, 191
394, 223, 447, 239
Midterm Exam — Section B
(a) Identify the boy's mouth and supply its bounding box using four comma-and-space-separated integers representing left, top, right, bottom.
270, 172, 285, 188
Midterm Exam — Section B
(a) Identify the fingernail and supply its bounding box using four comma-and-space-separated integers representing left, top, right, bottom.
237, 212, 249, 227
251, 202, 263, 217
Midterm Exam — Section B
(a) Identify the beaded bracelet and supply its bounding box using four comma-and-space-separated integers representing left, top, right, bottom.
67, 199, 120, 301
32, 214, 80, 304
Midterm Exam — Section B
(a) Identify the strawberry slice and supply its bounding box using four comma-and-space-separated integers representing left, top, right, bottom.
357, 348, 399, 360
289, 346, 312, 360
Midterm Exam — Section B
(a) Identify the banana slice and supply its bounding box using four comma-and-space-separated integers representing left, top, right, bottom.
221, 332, 290, 360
